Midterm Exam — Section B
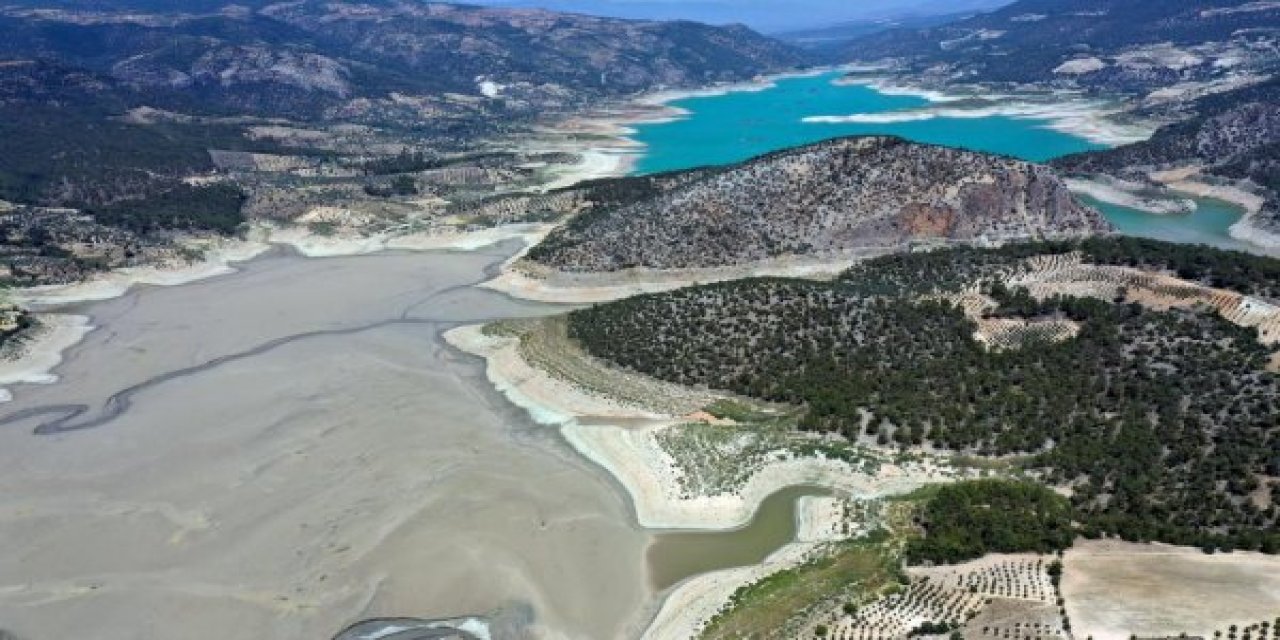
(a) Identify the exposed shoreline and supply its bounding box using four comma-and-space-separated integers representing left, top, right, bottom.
1162, 180, 1280, 250
0, 313, 94, 400
523, 67, 839, 190
8, 64, 1278, 640
829, 73, 1153, 147
1064, 176, 1197, 215
443, 324, 944, 531
442, 321, 952, 637
480, 251, 883, 304
480, 67, 1173, 306
1149, 167, 1280, 250
0, 244, 655, 640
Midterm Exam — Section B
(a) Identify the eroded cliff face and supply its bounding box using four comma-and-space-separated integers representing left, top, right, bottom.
528, 136, 1110, 272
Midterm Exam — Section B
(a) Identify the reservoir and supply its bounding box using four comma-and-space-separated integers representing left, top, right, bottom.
630, 71, 1263, 254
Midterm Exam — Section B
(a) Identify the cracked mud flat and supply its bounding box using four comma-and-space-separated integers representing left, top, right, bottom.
0, 243, 652, 640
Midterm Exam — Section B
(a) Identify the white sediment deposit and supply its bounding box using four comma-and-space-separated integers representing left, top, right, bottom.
266, 223, 555, 258
0, 224, 553, 412
644, 540, 816, 640
446, 319, 951, 639
14, 238, 271, 307
538, 147, 640, 192
1065, 177, 1197, 215
821, 77, 1151, 146
0, 314, 94, 397
446, 325, 940, 531
482, 255, 862, 304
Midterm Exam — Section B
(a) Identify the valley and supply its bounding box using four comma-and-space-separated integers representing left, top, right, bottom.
0, 1, 1277, 639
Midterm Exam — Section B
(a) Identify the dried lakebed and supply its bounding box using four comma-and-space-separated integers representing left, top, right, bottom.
0, 244, 663, 640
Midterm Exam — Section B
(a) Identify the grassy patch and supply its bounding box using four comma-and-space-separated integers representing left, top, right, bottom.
656, 416, 885, 498
700, 502, 919, 639
307, 221, 338, 237
704, 399, 780, 423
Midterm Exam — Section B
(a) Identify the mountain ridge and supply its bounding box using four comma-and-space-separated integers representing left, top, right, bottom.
841, 0, 1279, 94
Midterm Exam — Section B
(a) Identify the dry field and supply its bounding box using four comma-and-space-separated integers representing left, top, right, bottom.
1063, 540, 1280, 640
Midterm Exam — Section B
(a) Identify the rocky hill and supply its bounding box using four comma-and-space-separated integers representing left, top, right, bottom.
526, 136, 1110, 272
1054, 80, 1280, 238
843, 0, 1279, 94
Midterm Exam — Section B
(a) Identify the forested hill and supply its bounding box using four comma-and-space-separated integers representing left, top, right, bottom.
567, 237, 1280, 553
842, 0, 1279, 93
526, 136, 1109, 273
1054, 80, 1280, 237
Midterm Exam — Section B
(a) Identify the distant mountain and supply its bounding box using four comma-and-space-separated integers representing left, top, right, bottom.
843, 0, 1280, 93
0, 1, 807, 235
463, 0, 1013, 33
776, 12, 982, 55
0, 2, 808, 122
526, 136, 1108, 272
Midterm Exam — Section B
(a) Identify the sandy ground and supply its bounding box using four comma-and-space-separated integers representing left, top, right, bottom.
538, 148, 640, 192
1064, 166, 1280, 252
518, 67, 837, 198
1149, 166, 1280, 248
1151, 166, 1266, 215
266, 223, 556, 259
1063, 540, 1280, 639
0, 245, 654, 640
643, 541, 815, 640
482, 253, 877, 304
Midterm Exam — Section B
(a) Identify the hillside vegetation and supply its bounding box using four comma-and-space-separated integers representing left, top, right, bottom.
845, 0, 1279, 93
568, 238, 1280, 553
527, 136, 1108, 272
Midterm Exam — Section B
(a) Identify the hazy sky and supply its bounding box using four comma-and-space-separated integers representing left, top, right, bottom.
468, 0, 1010, 32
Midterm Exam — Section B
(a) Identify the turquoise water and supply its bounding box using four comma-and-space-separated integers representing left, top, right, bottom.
1085, 196, 1260, 253
629, 71, 1256, 251
632, 72, 1105, 173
